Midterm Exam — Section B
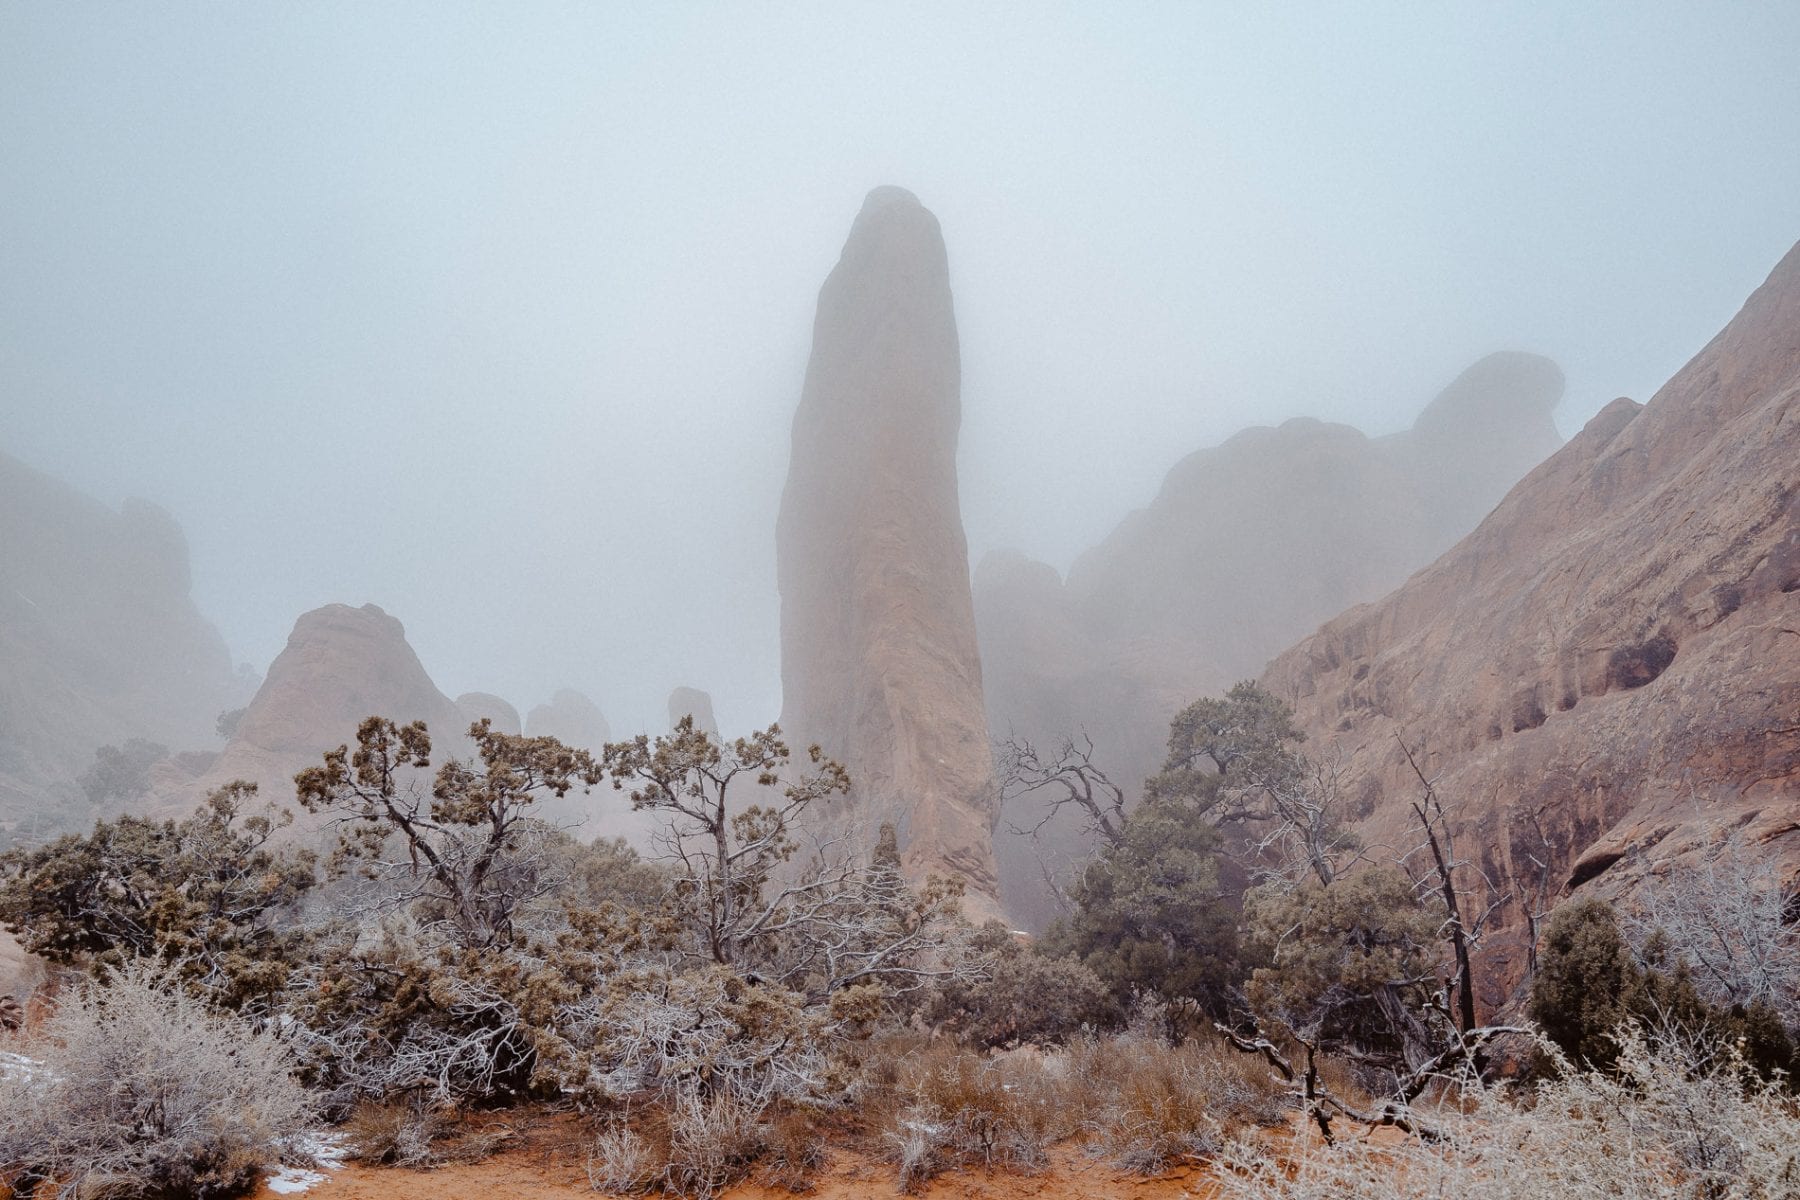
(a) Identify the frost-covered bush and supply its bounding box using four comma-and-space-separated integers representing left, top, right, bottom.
587, 1093, 791, 1200
572, 962, 841, 1111
1218, 1024, 1800, 1200
0, 962, 316, 1200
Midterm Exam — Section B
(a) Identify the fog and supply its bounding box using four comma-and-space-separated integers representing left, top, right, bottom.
3, 4, 1797, 737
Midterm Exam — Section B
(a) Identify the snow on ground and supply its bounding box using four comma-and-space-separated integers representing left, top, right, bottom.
267, 1132, 350, 1195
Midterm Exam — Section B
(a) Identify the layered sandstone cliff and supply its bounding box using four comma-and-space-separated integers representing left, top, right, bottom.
776, 187, 1000, 909
979, 354, 1565, 925
1261, 242, 1800, 1008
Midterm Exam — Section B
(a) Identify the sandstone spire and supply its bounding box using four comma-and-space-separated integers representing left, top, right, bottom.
776, 187, 1000, 911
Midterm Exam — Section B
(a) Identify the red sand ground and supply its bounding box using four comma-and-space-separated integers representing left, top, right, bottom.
257, 1113, 1227, 1200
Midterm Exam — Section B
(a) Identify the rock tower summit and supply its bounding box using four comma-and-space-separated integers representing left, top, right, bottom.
775, 187, 1001, 914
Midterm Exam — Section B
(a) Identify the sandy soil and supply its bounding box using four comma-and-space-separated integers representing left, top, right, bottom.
258, 1114, 1223, 1200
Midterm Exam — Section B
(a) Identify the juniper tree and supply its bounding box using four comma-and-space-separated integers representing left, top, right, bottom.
295, 715, 602, 950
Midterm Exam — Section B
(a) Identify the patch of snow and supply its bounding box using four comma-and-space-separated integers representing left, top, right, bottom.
266, 1166, 326, 1195
265, 1131, 349, 1194
294, 1132, 350, 1166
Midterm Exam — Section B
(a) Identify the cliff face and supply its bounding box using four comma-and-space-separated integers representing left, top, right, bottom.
776, 187, 1000, 909
978, 354, 1565, 927
0, 453, 251, 837
1261, 242, 1800, 1008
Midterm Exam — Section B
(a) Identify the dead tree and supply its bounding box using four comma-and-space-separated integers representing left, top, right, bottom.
997, 732, 1128, 848
1625, 825, 1800, 1010
1215, 1014, 1524, 1144
1397, 737, 1509, 1038
1518, 807, 1557, 984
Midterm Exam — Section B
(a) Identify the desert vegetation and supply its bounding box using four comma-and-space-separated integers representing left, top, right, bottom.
3, 690, 1797, 1199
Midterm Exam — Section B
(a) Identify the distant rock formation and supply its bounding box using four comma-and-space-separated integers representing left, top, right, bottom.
522, 687, 653, 843
979, 353, 1565, 927
525, 688, 611, 751
1262, 242, 1800, 1010
667, 686, 719, 738
457, 691, 521, 735
0, 453, 252, 838
177, 603, 468, 820
776, 186, 1001, 912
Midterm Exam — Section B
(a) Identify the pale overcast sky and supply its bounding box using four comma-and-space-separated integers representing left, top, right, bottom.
3, 3, 1797, 735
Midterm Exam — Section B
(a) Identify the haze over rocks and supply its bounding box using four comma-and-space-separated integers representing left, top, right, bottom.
1, 187, 1792, 962
524, 688, 612, 752
456, 691, 522, 736
1261, 240, 1800, 1008
667, 686, 719, 737
0, 451, 252, 836
776, 186, 1002, 913
978, 352, 1566, 926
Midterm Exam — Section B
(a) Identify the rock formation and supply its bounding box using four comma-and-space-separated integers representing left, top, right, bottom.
667, 686, 719, 738
0, 452, 252, 839
457, 691, 522, 735
979, 353, 1565, 927
525, 689, 611, 751
776, 186, 1000, 912
520, 687, 654, 843
177, 603, 469, 820
1261, 242, 1800, 1009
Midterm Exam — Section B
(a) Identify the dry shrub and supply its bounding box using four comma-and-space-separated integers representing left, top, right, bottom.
755, 1106, 829, 1193
589, 1120, 665, 1194
587, 1094, 770, 1200
854, 1026, 1293, 1189
1070, 1033, 1290, 1173
867, 1040, 1077, 1192
1218, 1024, 1800, 1200
0, 961, 316, 1200
342, 1097, 447, 1167
341, 1096, 511, 1169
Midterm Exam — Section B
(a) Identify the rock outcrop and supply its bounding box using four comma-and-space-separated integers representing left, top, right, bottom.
457, 692, 522, 736
520, 688, 653, 844
177, 603, 468, 819
776, 187, 1000, 911
667, 687, 719, 738
980, 354, 1565, 926
0, 453, 252, 838
1261, 242, 1800, 1010
524, 689, 611, 752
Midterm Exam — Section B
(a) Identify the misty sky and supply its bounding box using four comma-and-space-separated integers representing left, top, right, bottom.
3, 4, 1798, 738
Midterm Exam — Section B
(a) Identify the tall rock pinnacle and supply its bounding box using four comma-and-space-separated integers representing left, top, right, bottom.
776, 187, 1001, 912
